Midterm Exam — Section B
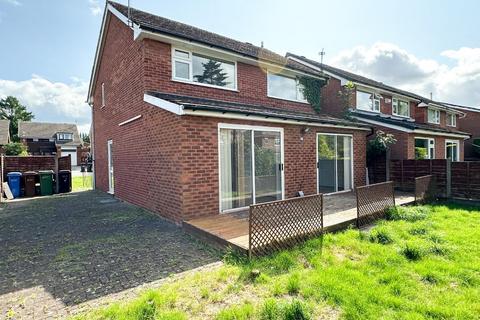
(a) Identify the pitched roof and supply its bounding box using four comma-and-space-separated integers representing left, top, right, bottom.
108, 1, 326, 79
0, 119, 10, 145
352, 110, 470, 138
146, 91, 371, 130
287, 53, 465, 111
18, 122, 82, 146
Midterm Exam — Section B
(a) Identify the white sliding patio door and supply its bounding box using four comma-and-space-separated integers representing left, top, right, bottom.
317, 133, 353, 194
219, 124, 283, 212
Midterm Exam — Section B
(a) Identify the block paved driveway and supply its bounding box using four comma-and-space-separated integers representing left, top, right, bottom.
0, 190, 219, 319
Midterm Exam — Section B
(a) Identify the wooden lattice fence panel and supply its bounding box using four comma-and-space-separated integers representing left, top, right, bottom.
356, 181, 395, 227
249, 194, 323, 257
415, 175, 436, 204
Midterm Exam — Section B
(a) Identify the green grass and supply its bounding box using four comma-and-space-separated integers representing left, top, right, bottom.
72, 175, 93, 191
72, 203, 480, 319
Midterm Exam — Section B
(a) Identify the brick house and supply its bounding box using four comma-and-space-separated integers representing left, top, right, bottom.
287, 54, 471, 162
18, 121, 83, 166
444, 103, 480, 160
88, 2, 371, 223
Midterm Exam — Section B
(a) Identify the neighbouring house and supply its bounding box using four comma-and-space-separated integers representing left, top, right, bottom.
18, 121, 83, 167
88, 1, 372, 223
444, 103, 480, 160
287, 54, 471, 162
0, 119, 11, 149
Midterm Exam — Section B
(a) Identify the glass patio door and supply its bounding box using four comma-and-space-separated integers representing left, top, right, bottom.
219, 126, 283, 212
317, 134, 352, 194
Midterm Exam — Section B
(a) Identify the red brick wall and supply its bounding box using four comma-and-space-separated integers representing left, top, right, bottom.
142, 39, 316, 115
458, 109, 480, 159
321, 77, 343, 116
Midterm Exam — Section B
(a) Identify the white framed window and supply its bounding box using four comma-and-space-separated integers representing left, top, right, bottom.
428, 108, 440, 124
445, 140, 460, 161
267, 73, 307, 103
172, 48, 236, 90
356, 90, 380, 112
415, 137, 435, 159
101, 82, 105, 108
447, 112, 456, 127
392, 98, 410, 118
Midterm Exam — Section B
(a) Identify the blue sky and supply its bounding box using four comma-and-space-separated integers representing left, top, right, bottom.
1, 0, 479, 132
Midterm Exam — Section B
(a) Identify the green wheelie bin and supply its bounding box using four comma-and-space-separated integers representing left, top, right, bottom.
38, 170, 54, 195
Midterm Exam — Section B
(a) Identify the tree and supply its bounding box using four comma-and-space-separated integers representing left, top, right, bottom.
194, 60, 229, 87
0, 96, 34, 142
80, 132, 90, 144
367, 130, 397, 165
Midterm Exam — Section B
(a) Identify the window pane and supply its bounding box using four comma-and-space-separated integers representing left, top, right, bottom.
174, 61, 190, 79
220, 129, 253, 211
268, 73, 298, 101
174, 49, 189, 59
356, 91, 374, 111
336, 136, 352, 191
318, 135, 336, 193
395, 100, 409, 117
192, 54, 235, 88
254, 131, 282, 204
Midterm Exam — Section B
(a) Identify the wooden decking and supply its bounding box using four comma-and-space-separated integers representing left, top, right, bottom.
183, 191, 415, 253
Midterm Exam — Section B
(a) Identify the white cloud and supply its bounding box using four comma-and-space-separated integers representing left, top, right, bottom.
329, 42, 480, 107
88, 0, 102, 16
0, 75, 91, 133
2, 0, 21, 6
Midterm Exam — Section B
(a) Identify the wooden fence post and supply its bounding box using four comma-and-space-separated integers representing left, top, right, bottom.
467, 162, 471, 199
55, 156, 59, 194
385, 149, 391, 182
446, 159, 451, 198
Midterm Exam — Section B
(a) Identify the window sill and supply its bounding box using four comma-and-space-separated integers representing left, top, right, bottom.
171, 78, 239, 92
267, 94, 310, 105
356, 107, 381, 114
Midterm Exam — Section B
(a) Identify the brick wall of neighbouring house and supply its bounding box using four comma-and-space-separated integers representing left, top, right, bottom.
142, 39, 317, 115
179, 115, 368, 220
457, 109, 480, 159
3, 156, 56, 180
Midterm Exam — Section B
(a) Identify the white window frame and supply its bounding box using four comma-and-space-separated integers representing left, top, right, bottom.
217, 123, 285, 213
445, 139, 460, 162
107, 139, 114, 194
392, 98, 410, 118
171, 47, 238, 91
316, 133, 354, 195
446, 112, 456, 127
266, 72, 308, 104
101, 82, 105, 108
427, 108, 440, 124
356, 90, 380, 113
415, 137, 435, 159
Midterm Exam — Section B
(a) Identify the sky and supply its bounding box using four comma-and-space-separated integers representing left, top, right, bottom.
0, 0, 479, 133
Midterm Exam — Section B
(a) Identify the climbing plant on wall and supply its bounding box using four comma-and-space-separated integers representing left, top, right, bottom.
298, 76, 325, 113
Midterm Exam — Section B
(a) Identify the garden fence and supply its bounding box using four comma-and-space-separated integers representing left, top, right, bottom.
249, 194, 324, 257
356, 181, 396, 227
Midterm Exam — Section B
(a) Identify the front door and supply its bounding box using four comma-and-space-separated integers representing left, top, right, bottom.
219, 124, 284, 212
317, 133, 353, 194
107, 140, 114, 194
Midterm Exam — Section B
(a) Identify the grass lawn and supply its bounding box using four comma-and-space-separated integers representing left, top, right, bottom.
72, 175, 93, 192
72, 203, 480, 319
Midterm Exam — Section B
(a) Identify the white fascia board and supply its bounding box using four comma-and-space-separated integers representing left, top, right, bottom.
413, 130, 470, 140
135, 30, 326, 81
143, 94, 185, 115
183, 109, 371, 132
419, 103, 465, 116
352, 117, 413, 133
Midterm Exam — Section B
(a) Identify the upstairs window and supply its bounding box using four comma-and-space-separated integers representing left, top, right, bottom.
172, 48, 236, 90
447, 112, 456, 127
428, 108, 440, 124
57, 133, 73, 141
267, 73, 306, 102
356, 90, 380, 112
392, 98, 410, 117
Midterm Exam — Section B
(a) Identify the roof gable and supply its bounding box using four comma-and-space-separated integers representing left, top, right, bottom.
18, 122, 81, 145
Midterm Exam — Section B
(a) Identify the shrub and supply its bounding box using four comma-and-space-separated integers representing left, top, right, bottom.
4, 142, 28, 156
415, 147, 428, 160
386, 206, 429, 222
369, 227, 394, 244
401, 243, 424, 261
283, 300, 311, 320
